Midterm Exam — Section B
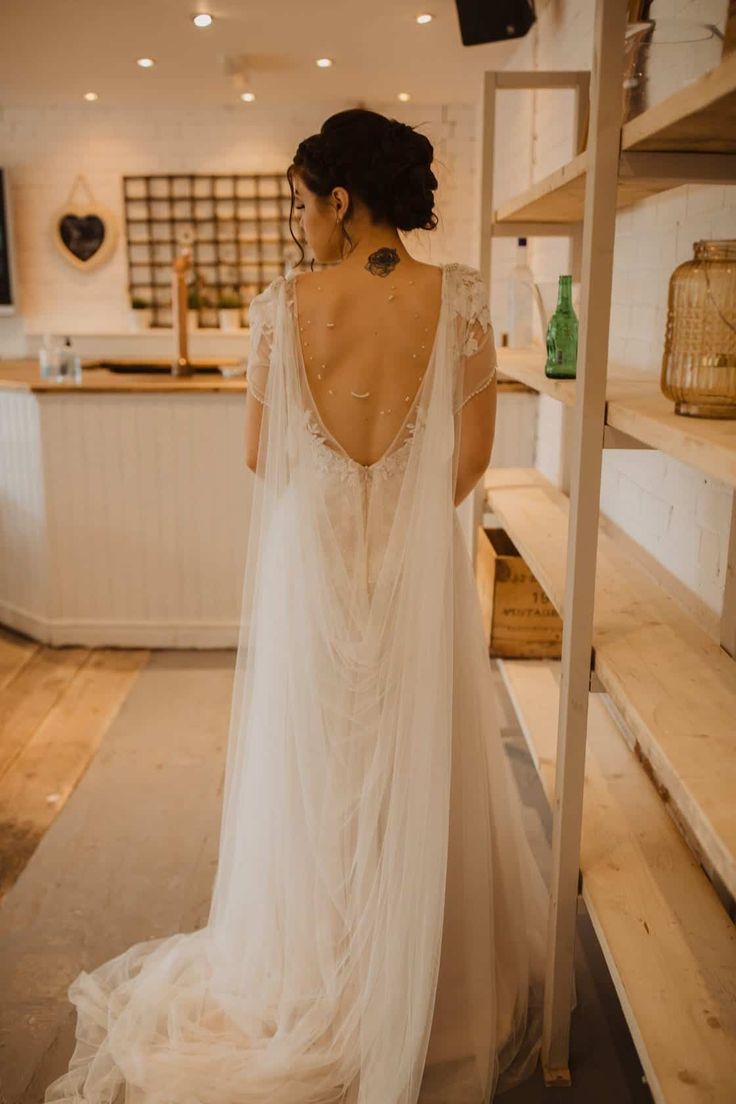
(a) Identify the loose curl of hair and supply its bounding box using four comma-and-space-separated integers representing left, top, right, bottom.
286, 108, 439, 269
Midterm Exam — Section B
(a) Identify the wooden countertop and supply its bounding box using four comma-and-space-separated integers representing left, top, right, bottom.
1, 358, 534, 397
0, 358, 247, 393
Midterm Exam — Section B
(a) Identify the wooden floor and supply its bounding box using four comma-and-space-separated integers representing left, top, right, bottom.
0, 628, 149, 900
0, 626, 652, 1103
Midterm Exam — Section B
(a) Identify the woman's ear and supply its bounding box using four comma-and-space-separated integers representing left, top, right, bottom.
332, 186, 349, 220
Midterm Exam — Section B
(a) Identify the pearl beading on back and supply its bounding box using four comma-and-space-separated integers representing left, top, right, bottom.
300, 276, 430, 410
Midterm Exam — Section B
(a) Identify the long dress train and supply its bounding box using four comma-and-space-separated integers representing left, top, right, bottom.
44, 261, 576, 1104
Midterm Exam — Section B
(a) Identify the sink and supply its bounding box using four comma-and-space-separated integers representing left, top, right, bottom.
89, 361, 224, 375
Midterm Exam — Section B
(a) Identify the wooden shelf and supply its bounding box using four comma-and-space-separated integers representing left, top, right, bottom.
495, 152, 589, 225
606, 386, 736, 488
484, 466, 736, 904
499, 656, 736, 1104
122, 171, 304, 327
497, 349, 578, 404
494, 53, 736, 226
622, 51, 736, 153
496, 350, 736, 488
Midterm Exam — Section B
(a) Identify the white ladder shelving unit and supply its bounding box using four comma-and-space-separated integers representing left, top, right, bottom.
474, 1, 736, 1100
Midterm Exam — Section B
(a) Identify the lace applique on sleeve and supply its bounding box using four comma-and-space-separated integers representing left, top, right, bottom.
459, 269, 492, 357
453, 265, 497, 415
246, 278, 283, 406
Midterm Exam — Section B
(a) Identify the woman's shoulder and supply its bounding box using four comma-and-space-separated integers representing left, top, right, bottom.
447, 261, 484, 287
252, 273, 288, 302
247, 274, 288, 328
446, 263, 488, 318
446, 264, 492, 358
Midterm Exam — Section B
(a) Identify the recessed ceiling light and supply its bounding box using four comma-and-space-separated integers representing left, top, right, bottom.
316, 57, 333, 68
193, 13, 213, 28
241, 91, 256, 102
397, 92, 411, 102
416, 13, 433, 24
84, 91, 98, 101
136, 57, 155, 68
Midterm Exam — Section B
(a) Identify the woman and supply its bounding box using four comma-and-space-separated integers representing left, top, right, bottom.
45, 108, 575, 1104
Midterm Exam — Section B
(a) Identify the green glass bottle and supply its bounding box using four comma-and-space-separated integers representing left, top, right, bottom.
545, 274, 578, 378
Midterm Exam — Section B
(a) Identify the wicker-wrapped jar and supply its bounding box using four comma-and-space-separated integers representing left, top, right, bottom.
661, 240, 736, 418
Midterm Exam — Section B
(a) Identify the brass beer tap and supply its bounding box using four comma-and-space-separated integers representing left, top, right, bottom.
172, 248, 193, 376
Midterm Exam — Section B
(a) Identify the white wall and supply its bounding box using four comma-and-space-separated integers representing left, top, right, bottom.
2, 1, 733, 619
491, 0, 735, 617
0, 101, 479, 356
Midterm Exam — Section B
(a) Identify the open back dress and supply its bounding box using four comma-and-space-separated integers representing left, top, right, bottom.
44, 260, 576, 1104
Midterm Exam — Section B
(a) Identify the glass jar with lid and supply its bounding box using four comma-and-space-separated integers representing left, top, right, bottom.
661, 240, 736, 418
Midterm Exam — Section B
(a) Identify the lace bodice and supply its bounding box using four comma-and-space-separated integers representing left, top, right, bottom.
302, 406, 426, 483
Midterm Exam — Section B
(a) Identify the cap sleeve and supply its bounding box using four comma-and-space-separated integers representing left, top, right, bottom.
453, 265, 497, 415
246, 278, 282, 406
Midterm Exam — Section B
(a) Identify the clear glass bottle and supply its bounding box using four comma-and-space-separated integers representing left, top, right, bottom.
507, 236, 534, 348
38, 333, 63, 381
545, 275, 578, 378
661, 240, 736, 418
56, 336, 82, 384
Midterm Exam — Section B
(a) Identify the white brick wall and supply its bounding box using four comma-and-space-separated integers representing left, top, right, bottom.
0, 101, 479, 354
1, 3, 733, 617
496, 0, 735, 616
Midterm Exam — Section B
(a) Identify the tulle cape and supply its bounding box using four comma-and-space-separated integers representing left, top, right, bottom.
44, 262, 575, 1104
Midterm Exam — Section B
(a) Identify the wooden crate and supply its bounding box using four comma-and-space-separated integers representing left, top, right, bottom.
475, 525, 562, 658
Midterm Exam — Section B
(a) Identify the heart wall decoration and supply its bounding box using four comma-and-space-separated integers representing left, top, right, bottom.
52, 175, 117, 271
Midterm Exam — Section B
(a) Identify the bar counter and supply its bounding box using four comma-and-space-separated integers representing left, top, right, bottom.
0, 356, 254, 648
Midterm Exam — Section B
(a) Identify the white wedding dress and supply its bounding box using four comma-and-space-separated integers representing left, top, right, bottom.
45, 261, 576, 1104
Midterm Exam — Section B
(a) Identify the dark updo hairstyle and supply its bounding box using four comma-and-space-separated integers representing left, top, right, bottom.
287, 108, 439, 269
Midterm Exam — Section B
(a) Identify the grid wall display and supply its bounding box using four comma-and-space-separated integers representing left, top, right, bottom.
122, 173, 307, 328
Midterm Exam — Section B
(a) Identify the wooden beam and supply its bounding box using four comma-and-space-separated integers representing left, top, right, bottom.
495, 71, 591, 91
491, 221, 582, 236
723, 490, 736, 660
539, 0, 630, 1078
619, 150, 736, 185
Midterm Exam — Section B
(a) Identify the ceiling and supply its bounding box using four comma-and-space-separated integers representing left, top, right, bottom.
1, 0, 518, 110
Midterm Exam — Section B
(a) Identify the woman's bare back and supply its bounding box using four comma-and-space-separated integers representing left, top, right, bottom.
291, 260, 444, 468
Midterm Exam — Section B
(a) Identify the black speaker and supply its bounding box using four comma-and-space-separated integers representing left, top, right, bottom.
454, 0, 537, 46
0, 170, 15, 311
